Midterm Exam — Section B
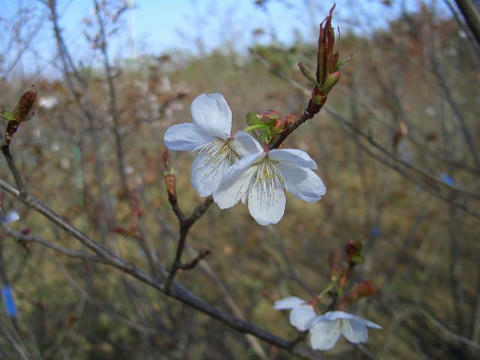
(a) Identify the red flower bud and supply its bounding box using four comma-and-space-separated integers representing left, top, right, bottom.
350, 280, 378, 300
345, 240, 363, 266
13, 85, 37, 122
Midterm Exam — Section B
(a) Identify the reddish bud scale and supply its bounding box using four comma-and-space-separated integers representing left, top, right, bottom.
20, 227, 32, 236
345, 240, 363, 266
316, 4, 336, 86
307, 88, 327, 115
261, 109, 282, 122
350, 280, 378, 300
338, 272, 349, 287
12, 86, 37, 122
165, 174, 177, 200
4, 87, 37, 145
162, 149, 171, 169
4, 121, 20, 146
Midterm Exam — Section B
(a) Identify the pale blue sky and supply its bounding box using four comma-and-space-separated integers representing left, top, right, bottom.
1, 0, 448, 77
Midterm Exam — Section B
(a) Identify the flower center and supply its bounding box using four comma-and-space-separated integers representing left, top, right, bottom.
251, 157, 285, 206
198, 138, 238, 173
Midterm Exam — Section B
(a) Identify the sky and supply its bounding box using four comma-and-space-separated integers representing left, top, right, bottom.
1, 0, 449, 78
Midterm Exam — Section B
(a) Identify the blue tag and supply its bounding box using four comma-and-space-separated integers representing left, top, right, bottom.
371, 226, 381, 237
1, 286, 17, 317
441, 173, 455, 186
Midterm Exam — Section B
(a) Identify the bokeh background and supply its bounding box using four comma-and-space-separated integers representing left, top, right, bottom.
0, 0, 479, 359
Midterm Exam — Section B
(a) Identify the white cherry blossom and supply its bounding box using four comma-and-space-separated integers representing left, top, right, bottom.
308, 311, 381, 350
164, 93, 241, 196
274, 296, 317, 331
213, 135, 326, 225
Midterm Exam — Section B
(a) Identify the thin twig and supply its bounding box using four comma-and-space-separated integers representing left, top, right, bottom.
164, 196, 213, 293
1, 145, 27, 198
93, 0, 129, 195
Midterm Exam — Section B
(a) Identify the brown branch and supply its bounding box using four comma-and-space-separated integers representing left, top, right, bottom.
1, 145, 27, 198
270, 109, 316, 149
178, 249, 211, 270
1, 225, 106, 265
164, 195, 214, 293
454, 0, 480, 45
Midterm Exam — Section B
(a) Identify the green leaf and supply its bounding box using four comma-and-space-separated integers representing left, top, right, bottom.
322, 72, 341, 93
334, 54, 352, 72
298, 62, 319, 87
246, 112, 261, 126
0, 110, 16, 122
245, 123, 269, 132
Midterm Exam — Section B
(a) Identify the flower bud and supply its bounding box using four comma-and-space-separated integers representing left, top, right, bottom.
349, 280, 378, 300
12, 86, 37, 122
298, 62, 319, 87
322, 71, 341, 93
345, 240, 363, 266
162, 149, 177, 200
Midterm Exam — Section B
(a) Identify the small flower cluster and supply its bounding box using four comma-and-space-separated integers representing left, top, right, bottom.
164, 93, 326, 225
274, 296, 381, 351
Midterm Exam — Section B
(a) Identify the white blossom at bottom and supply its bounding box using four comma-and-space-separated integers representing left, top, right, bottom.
308, 311, 382, 350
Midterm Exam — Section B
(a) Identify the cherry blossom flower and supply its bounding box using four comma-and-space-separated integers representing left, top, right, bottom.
213, 135, 326, 225
274, 296, 317, 331
308, 311, 381, 350
164, 93, 240, 196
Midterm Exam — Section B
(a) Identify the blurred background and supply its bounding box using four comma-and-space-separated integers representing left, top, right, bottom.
0, 0, 479, 359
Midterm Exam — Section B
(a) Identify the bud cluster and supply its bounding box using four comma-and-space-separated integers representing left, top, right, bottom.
245, 110, 297, 145
298, 5, 349, 115
0, 86, 37, 146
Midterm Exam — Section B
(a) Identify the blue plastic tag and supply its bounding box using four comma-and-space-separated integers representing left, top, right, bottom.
1, 286, 17, 317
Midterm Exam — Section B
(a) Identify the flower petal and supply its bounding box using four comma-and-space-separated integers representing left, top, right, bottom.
310, 319, 342, 350
353, 316, 382, 329
274, 296, 306, 310
269, 149, 317, 169
2, 210, 19, 224
164, 123, 214, 151
191, 153, 230, 197
191, 93, 232, 138
247, 179, 286, 225
231, 131, 263, 157
213, 153, 262, 209
278, 164, 326, 202
322, 311, 354, 321
290, 305, 317, 331
341, 318, 368, 344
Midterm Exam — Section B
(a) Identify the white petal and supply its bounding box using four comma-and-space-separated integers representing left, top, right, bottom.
269, 149, 317, 169
341, 318, 368, 344
310, 320, 342, 350
247, 179, 286, 225
191, 153, 230, 197
191, 93, 232, 138
274, 296, 306, 310
3, 210, 19, 224
231, 131, 263, 157
290, 305, 317, 331
164, 123, 214, 151
213, 153, 261, 209
322, 311, 354, 321
278, 164, 326, 202
352, 315, 382, 329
